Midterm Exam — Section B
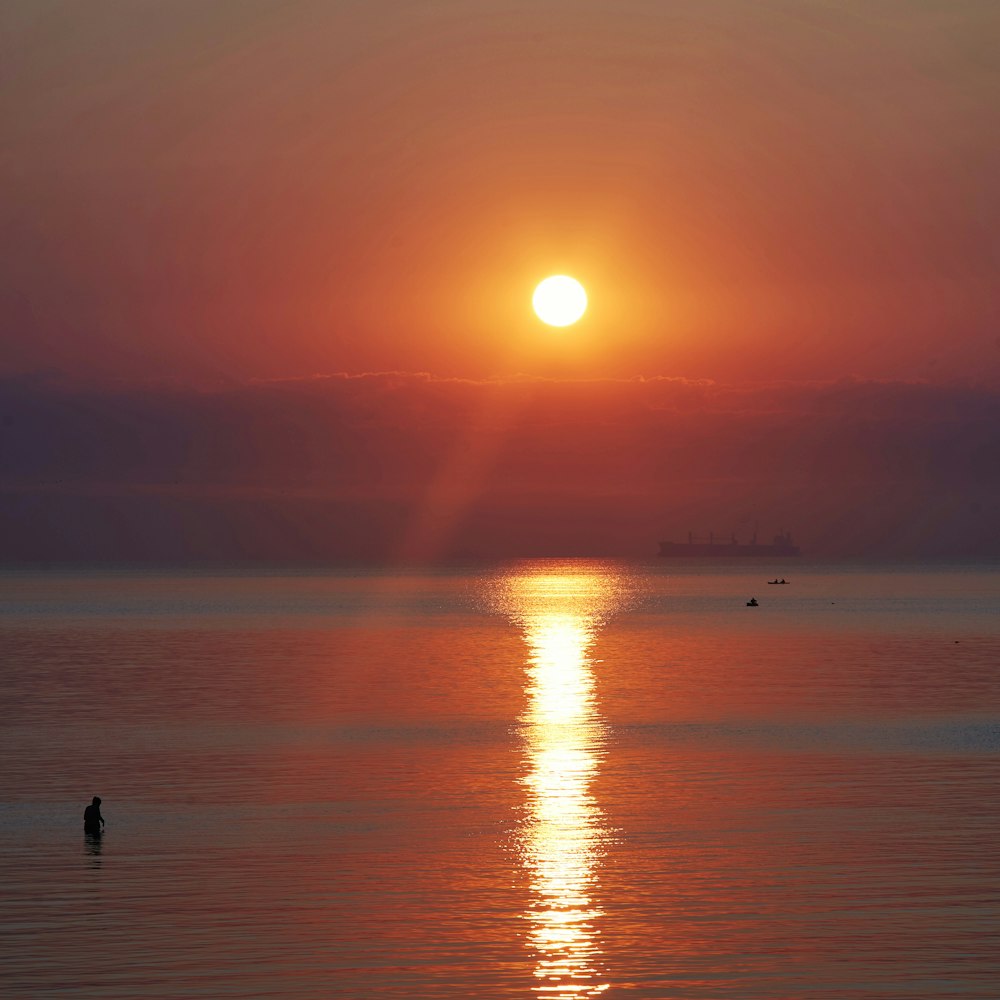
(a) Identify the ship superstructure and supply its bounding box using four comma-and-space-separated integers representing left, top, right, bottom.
658, 529, 800, 557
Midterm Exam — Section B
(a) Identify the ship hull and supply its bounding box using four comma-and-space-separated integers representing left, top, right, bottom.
658, 542, 800, 557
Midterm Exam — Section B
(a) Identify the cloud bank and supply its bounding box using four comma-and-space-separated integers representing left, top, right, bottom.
1, 372, 997, 562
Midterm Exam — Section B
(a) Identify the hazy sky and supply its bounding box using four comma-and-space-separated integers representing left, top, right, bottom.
2, 2, 998, 561
1, 370, 997, 560
4, 0, 998, 384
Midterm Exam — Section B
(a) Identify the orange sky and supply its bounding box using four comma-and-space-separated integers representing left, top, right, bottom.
3, 1, 998, 385
3, 3, 999, 562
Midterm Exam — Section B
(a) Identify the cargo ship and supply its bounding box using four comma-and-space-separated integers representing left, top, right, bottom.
658, 529, 800, 558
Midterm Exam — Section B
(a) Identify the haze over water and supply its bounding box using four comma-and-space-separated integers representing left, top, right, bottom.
2, 561, 998, 998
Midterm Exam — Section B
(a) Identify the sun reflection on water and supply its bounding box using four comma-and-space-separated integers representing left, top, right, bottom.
493, 564, 631, 998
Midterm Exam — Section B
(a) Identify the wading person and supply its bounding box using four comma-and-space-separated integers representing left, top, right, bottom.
83, 796, 105, 836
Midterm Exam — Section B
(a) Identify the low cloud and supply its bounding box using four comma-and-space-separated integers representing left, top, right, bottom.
1, 372, 997, 561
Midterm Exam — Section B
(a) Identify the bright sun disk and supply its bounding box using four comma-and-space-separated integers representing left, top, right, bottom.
533, 275, 587, 327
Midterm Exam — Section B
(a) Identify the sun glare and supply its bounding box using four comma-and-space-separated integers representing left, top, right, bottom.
533, 275, 588, 327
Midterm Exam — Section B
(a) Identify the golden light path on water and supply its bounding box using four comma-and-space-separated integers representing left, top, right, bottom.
494, 564, 632, 998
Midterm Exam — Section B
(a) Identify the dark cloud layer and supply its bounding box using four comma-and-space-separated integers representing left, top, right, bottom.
1, 372, 997, 562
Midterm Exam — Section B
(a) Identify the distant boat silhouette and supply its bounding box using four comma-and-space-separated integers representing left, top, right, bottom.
746, 597, 759, 606
659, 529, 799, 558
767, 578, 790, 584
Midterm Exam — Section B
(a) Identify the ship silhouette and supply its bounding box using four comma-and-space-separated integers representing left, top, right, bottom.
659, 529, 800, 558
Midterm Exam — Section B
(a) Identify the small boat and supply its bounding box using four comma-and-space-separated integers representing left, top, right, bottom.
767, 578, 789, 585
746, 597, 759, 607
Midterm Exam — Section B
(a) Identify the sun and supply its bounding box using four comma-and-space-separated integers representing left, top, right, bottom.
532, 275, 587, 327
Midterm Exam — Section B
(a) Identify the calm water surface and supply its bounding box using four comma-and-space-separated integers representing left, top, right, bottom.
1, 562, 998, 998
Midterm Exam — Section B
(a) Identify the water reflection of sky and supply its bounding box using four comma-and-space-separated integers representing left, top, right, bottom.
494, 565, 630, 998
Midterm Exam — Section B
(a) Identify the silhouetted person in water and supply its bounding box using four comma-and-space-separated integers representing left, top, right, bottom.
83, 796, 105, 836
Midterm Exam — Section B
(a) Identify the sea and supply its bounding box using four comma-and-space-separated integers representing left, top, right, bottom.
1, 561, 998, 999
